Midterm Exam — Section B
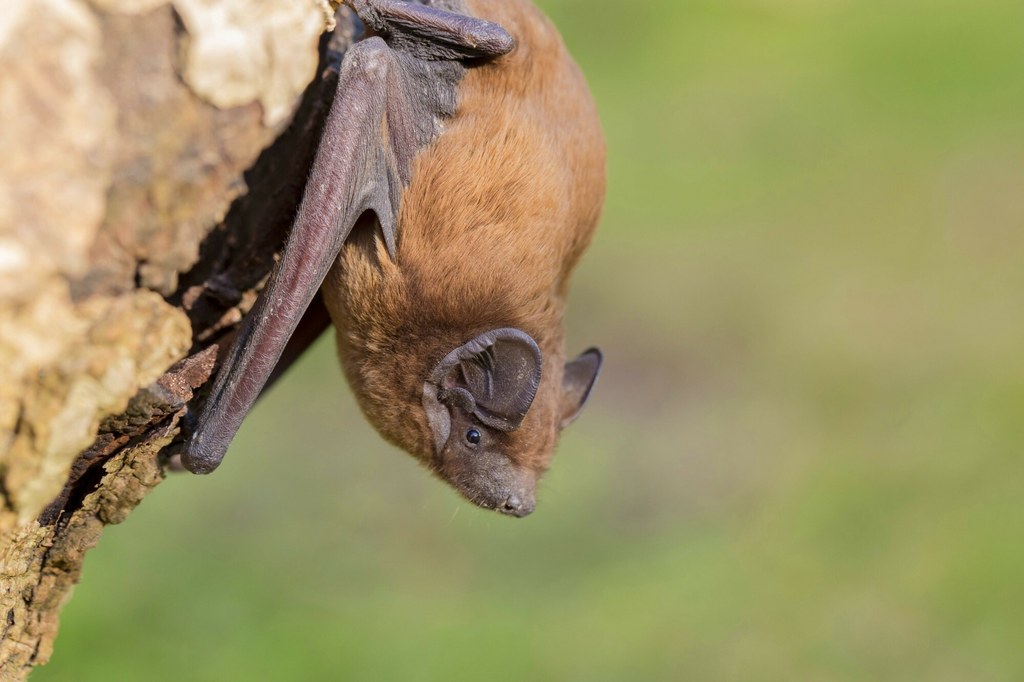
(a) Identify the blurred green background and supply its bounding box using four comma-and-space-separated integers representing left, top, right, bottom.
38, 0, 1024, 679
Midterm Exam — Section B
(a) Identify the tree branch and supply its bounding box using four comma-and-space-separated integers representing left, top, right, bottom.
0, 2, 356, 677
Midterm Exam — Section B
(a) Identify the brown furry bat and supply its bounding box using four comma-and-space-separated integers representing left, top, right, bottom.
183, 0, 605, 518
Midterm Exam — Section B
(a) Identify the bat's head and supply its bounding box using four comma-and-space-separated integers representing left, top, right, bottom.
420, 328, 601, 517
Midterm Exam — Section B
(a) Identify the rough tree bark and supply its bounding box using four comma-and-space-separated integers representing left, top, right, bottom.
0, 1, 355, 677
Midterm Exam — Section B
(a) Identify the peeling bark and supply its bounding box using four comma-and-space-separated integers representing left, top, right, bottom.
0, 1, 354, 677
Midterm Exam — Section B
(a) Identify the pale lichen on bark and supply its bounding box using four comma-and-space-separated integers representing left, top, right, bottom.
0, 0, 348, 677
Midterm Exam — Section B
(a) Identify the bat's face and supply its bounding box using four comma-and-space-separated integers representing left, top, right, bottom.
420, 328, 602, 517
432, 402, 541, 517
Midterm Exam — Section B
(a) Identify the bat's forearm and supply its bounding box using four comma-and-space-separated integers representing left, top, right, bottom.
182, 238, 332, 473
181, 40, 400, 474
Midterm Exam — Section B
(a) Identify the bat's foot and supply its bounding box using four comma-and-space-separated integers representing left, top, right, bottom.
347, 0, 515, 60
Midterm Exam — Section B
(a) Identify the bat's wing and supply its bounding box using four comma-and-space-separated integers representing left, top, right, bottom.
183, 7, 513, 474
183, 40, 400, 473
261, 291, 333, 394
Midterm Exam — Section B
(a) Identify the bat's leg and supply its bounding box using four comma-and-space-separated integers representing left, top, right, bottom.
347, 0, 515, 59
182, 39, 406, 474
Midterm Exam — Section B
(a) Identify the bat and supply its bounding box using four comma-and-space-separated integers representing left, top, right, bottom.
182, 0, 606, 517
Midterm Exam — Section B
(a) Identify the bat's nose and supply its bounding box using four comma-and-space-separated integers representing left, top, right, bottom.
499, 493, 535, 518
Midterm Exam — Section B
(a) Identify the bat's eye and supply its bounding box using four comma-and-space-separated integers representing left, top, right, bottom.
466, 428, 481, 445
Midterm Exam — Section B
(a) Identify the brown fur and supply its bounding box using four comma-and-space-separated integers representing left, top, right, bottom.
323, 0, 605, 487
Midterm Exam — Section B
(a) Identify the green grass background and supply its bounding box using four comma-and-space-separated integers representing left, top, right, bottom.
37, 0, 1024, 679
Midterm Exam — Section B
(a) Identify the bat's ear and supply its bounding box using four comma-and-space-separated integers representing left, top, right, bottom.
559, 348, 603, 429
426, 328, 542, 443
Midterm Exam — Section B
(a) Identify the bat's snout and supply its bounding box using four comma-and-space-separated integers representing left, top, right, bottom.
497, 491, 535, 518
439, 447, 538, 518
